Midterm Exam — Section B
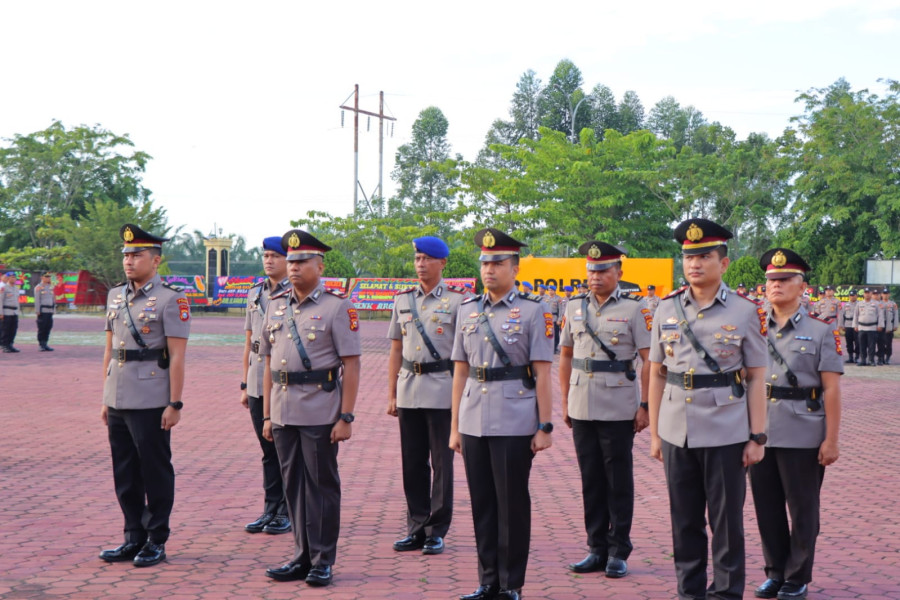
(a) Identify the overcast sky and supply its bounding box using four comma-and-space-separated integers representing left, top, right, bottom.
1, 0, 898, 248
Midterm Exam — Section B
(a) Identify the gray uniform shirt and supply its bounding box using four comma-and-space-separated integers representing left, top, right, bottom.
814, 297, 839, 320
881, 300, 897, 330
1, 284, 20, 316
560, 288, 651, 421
852, 300, 884, 330
840, 301, 857, 328
103, 274, 191, 410
388, 280, 471, 409
245, 277, 291, 398
33, 282, 56, 313
649, 283, 768, 448
451, 290, 554, 437
258, 284, 362, 427
645, 294, 660, 314
765, 310, 843, 448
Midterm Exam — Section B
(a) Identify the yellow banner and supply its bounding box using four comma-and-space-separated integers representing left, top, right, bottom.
518, 257, 674, 297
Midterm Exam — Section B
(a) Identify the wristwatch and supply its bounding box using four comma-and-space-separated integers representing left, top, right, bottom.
639, 402, 649, 410
537, 422, 554, 433
168, 401, 184, 410
749, 432, 768, 445
339, 412, 355, 423
240, 382, 247, 391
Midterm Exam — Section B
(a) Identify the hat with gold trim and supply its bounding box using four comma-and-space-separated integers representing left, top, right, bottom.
120, 223, 168, 254
674, 218, 733, 255
578, 240, 626, 271
759, 248, 810, 280
474, 228, 526, 262
281, 229, 332, 261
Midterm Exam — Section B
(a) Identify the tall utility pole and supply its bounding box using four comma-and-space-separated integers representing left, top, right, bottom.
339, 85, 396, 213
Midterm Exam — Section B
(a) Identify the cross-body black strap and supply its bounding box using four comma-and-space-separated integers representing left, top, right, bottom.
477, 296, 512, 368
673, 298, 721, 374
766, 338, 799, 388
580, 296, 637, 380
408, 290, 443, 361
122, 287, 148, 349
285, 296, 312, 371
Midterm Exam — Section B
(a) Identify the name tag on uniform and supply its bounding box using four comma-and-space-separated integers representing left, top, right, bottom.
661, 323, 678, 330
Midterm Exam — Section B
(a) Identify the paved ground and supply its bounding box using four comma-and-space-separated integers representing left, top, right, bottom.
1, 314, 898, 599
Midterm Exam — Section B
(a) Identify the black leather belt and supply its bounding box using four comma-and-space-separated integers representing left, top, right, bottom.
116, 348, 165, 362
402, 357, 453, 375
766, 384, 821, 400
572, 358, 630, 373
667, 369, 740, 390
272, 367, 340, 386
859, 322, 877, 326
469, 364, 533, 383
251, 341, 260, 354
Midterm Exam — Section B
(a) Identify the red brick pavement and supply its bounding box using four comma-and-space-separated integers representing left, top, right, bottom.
1, 314, 899, 599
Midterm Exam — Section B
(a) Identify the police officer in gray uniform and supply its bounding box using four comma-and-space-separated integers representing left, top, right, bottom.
812, 285, 839, 323
99, 224, 190, 567
240, 237, 291, 534
387, 236, 471, 556
877, 288, 896, 365
648, 218, 768, 600
449, 228, 554, 600
260, 229, 361, 587
33, 272, 56, 351
559, 241, 652, 579
1, 272, 21, 352
750, 249, 843, 600
852, 287, 883, 366
840, 290, 858, 364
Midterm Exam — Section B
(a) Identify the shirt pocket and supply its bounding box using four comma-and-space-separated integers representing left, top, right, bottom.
301, 320, 328, 343
788, 341, 818, 372
712, 386, 743, 407
502, 380, 536, 401
137, 363, 166, 380
788, 399, 825, 418
604, 373, 635, 388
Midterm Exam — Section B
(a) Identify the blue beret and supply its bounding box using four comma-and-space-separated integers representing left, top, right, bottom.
522, 282, 533, 290
548, 285, 557, 290
413, 236, 449, 259
538, 284, 547, 290
564, 285, 573, 292
263, 236, 287, 256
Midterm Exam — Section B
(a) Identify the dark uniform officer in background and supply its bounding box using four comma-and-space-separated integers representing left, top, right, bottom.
387, 236, 471, 556
99, 224, 190, 567
840, 290, 858, 364
1, 271, 21, 353
878, 288, 896, 365
449, 228, 554, 600
647, 218, 768, 600
559, 241, 652, 579
33, 272, 56, 351
750, 249, 843, 600
852, 287, 883, 366
260, 229, 361, 587
240, 237, 291, 535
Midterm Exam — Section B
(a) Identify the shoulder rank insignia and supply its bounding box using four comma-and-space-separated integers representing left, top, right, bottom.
461, 294, 481, 305
663, 286, 688, 300
518, 292, 542, 302
271, 289, 291, 300
448, 285, 469, 294
396, 287, 416, 295
326, 288, 347, 299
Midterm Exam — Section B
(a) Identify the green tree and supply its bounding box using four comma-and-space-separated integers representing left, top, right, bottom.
539, 59, 591, 138
588, 83, 618, 139
0, 121, 152, 251
722, 255, 765, 289
324, 249, 356, 278
0, 246, 76, 273
616, 91, 645, 134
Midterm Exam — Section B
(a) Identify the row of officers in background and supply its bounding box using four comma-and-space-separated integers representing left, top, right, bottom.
96, 220, 843, 600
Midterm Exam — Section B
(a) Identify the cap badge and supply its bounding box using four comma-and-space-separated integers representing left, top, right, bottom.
686, 223, 703, 242
772, 251, 787, 267
123, 227, 134, 242
288, 232, 301, 248
483, 231, 496, 248
588, 244, 602, 259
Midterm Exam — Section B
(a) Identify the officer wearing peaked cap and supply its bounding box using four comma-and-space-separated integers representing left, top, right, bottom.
749, 248, 843, 600
840, 289, 859, 364
648, 218, 768, 600
879, 288, 897, 364
450, 227, 554, 600
99, 224, 190, 568
387, 236, 472, 557
813, 285, 839, 323
559, 241, 651, 579
259, 229, 360, 587
240, 237, 292, 535
852, 287, 883, 366
0, 271, 21, 352
33, 272, 57, 351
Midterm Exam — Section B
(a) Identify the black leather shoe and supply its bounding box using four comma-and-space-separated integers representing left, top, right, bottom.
262, 514, 291, 534
498, 589, 522, 599
3, 346, 19, 353
40, 345, 54, 351
393, 533, 425, 551
245, 513, 275, 533
459, 585, 500, 600
567, 553, 606, 573
99, 542, 143, 563
777, 582, 808, 599
754, 578, 784, 598
266, 561, 310, 581
305, 564, 333, 586
605, 557, 627, 578
422, 536, 444, 555
132, 542, 166, 567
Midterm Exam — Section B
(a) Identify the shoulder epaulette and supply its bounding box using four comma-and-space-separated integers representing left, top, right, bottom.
732, 291, 762, 305
518, 291, 542, 302
448, 285, 469, 294
396, 287, 415, 295
271, 289, 291, 300
808, 314, 832, 325
113, 281, 127, 288
160, 281, 175, 290
662, 286, 688, 300
250, 280, 265, 289
620, 292, 641, 301
572, 292, 588, 299
461, 294, 481, 305
326, 288, 347, 299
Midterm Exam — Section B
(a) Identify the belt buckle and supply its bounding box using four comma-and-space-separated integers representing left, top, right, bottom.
413, 362, 423, 375
279, 371, 288, 385
116, 348, 126, 363
683, 372, 693, 390
765, 383, 773, 399
476, 366, 486, 382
